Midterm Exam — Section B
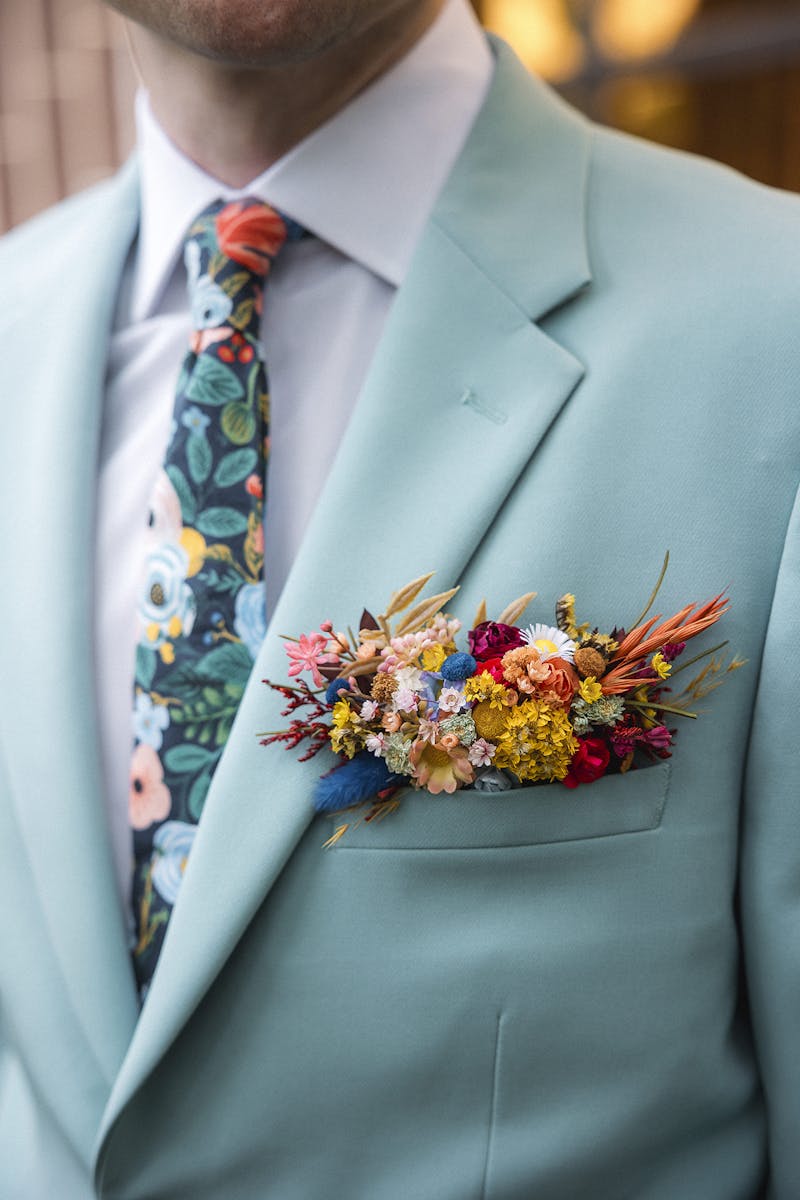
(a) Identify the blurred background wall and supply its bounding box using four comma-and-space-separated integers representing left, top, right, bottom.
1, 0, 799, 232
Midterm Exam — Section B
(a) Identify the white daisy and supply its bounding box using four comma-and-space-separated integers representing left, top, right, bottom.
521, 623, 576, 663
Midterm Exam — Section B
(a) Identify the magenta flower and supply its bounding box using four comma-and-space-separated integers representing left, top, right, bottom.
662, 641, 686, 663
285, 632, 339, 688
468, 621, 525, 662
642, 725, 673, 752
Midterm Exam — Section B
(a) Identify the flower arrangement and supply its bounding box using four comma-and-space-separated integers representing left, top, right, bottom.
260, 555, 744, 838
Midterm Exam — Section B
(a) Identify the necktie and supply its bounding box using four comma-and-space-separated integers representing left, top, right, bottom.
129, 197, 296, 994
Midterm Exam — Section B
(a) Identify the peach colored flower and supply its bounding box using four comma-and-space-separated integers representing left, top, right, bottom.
501, 646, 549, 694
409, 737, 474, 795
129, 743, 171, 830
536, 658, 579, 707
382, 712, 402, 733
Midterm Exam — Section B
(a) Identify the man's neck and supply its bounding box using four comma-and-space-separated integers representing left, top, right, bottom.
126, 2, 445, 187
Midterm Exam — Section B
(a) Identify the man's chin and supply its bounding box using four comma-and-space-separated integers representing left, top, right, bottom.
106, 0, 396, 69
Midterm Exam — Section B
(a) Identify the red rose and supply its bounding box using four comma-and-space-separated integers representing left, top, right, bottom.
216, 202, 287, 274
468, 621, 525, 662
562, 737, 610, 789
475, 656, 507, 684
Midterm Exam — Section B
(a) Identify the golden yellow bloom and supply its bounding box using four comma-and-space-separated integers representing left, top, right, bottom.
472, 700, 511, 742
494, 699, 578, 782
578, 676, 603, 704
159, 642, 175, 665
146, 622, 160, 643
331, 699, 356, 729
167, 615, 183, 639
179, 527, 207, 577
651, 652, 671, 680
329, 726, 362, 758
421, 644, 447, 671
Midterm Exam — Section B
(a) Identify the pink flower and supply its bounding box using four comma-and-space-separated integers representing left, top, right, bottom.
438, 687, 464, 714
394, 687, 418, 713
360, 700, 380, 721
190, 326, 232, 355
366, 733, 387, 757
129, 743, 171, 830
468, 738, 496, 768
285, 631, 339, 688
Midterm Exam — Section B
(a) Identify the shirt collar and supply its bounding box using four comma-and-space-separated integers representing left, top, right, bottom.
131, 0, 492, 322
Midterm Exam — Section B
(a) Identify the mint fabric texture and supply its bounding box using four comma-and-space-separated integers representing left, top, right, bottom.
130, 198, 293, 991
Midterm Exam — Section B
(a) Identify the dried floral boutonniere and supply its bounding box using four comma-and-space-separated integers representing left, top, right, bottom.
259, 554, 744, 841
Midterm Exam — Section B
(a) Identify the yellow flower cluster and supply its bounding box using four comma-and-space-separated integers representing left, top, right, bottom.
578, 676, 603, 704
463, 672, 507, 707
494, 699, 578, 782
651, 652, 671, 680
330, 699, 363, 759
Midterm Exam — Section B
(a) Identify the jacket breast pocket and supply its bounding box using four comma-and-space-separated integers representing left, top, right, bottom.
329, 760, 670, 851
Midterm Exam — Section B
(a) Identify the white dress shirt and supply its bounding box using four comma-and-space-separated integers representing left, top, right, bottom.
97, 0, 493, 906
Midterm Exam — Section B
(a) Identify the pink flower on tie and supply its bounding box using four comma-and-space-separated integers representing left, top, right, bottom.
216, 202, 287, 275
129, 743, 172, 830
285, 632, 340, 688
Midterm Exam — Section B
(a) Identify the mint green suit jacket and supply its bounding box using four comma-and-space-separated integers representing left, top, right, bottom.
1, 39, 799, 1200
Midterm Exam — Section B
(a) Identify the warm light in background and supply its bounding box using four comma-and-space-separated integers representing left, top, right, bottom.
593, 0, 701, 62
482, 0, 586, 82
484, 0, 702, 79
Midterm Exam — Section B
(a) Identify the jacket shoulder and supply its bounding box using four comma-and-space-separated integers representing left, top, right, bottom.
586, 121, 800, 289
0, 163, 138, 315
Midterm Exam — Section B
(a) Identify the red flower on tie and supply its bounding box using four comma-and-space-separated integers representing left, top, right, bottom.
216, 201, 287, 275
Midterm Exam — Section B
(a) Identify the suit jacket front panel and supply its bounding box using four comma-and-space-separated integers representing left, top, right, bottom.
2, 40, 800, 1200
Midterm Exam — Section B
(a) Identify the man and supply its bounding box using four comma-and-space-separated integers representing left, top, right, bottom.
0, 0, 798, 1195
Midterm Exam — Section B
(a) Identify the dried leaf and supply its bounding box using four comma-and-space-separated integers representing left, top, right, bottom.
496, 592, 537, 626
204, 542, 236, 564
322, 824, 349, 849
383, 573, 435, 620
346, 658, 382, 677
394, 588, 460, 636
472, 598, 487, 627
359, 609, 379, 632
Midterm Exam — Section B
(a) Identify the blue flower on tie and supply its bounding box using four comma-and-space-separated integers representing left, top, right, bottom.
184, 239, 233, 329
133, 692, 170, 750
139, 542, 196, 648
180, 405, 211, 436
233, 582, 267, 659
151, 821, 197, 905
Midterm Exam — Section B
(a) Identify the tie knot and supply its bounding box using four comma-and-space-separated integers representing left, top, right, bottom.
183, 197, 298, 337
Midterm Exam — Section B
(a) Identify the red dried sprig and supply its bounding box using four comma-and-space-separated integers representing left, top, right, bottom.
259, 719, 331, 761
262, 678, 329, 720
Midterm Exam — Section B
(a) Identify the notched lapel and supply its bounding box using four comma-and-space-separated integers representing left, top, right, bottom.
96, 41, 594, 1162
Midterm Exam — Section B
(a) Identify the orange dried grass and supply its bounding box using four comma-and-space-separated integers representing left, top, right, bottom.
601, 593, 729, 695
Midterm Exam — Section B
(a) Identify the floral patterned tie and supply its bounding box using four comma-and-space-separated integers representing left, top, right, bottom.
129, 198, 299, 993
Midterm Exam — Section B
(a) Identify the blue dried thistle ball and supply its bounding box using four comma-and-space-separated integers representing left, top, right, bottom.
440, 652, 477, 681
325, 677, 352, 706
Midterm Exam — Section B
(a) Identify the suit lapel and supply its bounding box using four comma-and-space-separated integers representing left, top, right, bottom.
96, 40, 592, 1152
0, 163, 142, 1093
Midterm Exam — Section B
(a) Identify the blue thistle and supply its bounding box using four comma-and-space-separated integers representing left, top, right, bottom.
325, 678, 352, 706
440, 652, 477, 681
